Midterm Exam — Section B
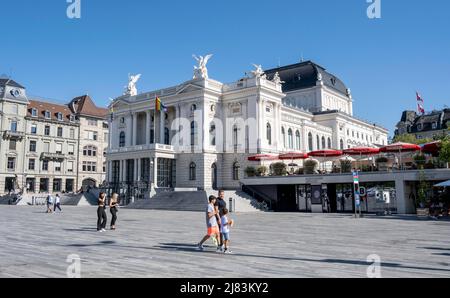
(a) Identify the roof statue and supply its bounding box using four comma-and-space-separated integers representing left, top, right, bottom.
124, 74, 141, 96
193, 54, 213, 79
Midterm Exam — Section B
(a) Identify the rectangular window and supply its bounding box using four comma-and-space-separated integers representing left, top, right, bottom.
87, 131, 98, 141
67, 161, 74, 173
44, 126, 50, 136
56, 143, 63, 154
57, 113, 63, 121
54, 162, 61, 172
10, 121, 18, 132
31, 108, 38, 117
42, 160, 49, 171
7, 157, 16, 170
9, 140, 16, 150
45, 111, 51, 119
82, 161, 97, 172
70, 129, 75, 139
29, 159, 35, 170
88, 119, 98, 126
68, 144, 75, 155
31, 124, 37, 134
30, 141, 37, 152
57, 127, 63, 137
44, 142, 50, 153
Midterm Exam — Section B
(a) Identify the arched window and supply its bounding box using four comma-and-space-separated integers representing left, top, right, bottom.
282, 127, 286, 148
316, 135, 320, 150
189, 162, 196, 181
340, 139, 344, 150
164, 127, 170, 145
322, 137, 326, 149
190, 121, 197, 146
308, 133, 313, 151
210, 122, 216, 146
83, 145, 97, 157
288, 129, 293, 149
296, 131, 301, 150
327, 138, 332, 149
266, 123, 272, 145
119, 132, 125, 147
233, 162, 240, 181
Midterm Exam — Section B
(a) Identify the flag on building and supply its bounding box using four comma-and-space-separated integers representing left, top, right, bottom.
156, 97, 168, 112
416, 92, 425, 114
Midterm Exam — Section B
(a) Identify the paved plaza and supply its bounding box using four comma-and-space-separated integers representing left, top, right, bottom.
0, 206, 449, 278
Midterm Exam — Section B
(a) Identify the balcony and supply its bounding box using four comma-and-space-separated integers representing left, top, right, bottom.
107, 143, 175, 154
3, 130, 25, 141
41, 152, 66, 161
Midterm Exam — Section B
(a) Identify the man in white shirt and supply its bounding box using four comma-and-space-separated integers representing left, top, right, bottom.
54, 194, 62, 212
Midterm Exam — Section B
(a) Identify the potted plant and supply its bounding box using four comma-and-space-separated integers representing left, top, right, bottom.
340, 160, 352, 173
271, 162, 287, 176
413, 154, 427, 169
304, 160, 318, 175
256, 166, 268, 177
416, 170, 430, 218
244, 166, 256, 178
376, 157, 389, 171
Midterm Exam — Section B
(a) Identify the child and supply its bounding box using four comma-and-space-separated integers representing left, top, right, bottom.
221, 208, 234, 254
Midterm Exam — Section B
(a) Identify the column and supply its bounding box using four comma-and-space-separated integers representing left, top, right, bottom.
136, 158, 141, 181
120, 160, 125, 182
153, 157, 158, 188
107, 161, 113, 182
132, 112, 137, 146
160, 110, 165, 144
395, 178, 406, 215
146, 111, 151, 145
126, 115, 132, 147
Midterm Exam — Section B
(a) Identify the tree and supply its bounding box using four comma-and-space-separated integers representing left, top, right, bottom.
439, 137, 450, 165
392, 134, 432, 145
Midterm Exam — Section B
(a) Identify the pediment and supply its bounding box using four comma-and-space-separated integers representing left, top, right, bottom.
176, 83, 204, 95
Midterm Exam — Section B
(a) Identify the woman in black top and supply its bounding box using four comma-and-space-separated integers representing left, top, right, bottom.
97, 192, 107, 232
109, 193, 119, 230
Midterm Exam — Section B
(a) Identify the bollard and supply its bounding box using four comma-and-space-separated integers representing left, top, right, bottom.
229, 198, 234, 213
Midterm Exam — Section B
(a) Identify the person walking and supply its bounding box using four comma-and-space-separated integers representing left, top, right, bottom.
220, 208, 234, 254
54, 194, 62, 213
46, 193, 54, 213
215, 190, 227, 251
97, 192, 107, 232
197, 196, 221, 252
109, 193, 119, 230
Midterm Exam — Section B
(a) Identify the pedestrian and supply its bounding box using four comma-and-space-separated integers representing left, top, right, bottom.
197, 196, 221, 252
97, 192, 107, 232
220, 208, 234, 254
215, 190, 227, 251
54, 194, 62, 212
46, 194, 54, 213
109, 193, 119, 230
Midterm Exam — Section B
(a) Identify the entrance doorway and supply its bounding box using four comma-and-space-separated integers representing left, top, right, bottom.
277, 185, 297, 212
82, 178, 97, 191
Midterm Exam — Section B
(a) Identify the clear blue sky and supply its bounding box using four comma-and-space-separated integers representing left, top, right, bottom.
1, 0, 450, 135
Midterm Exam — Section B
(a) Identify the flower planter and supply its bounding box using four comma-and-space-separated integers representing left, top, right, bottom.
416, 208, 430, 219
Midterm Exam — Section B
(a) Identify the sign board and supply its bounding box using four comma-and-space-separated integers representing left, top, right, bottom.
383, 191, 391, 204
359, 187, 366, 197
355, 193, 361, 207
353, 171, 359, 184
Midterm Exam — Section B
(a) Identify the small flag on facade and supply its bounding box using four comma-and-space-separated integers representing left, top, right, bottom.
156, 97, 168, 112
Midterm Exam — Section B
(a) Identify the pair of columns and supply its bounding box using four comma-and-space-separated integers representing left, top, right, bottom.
129, 109, 166, 147
115, 158, 158, 186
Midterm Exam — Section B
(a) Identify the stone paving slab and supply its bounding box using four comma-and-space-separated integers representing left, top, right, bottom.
0, 206, 449, 278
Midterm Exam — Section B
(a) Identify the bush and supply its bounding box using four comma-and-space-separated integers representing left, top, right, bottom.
245, 166, 256, 177
414, 154, 426, 168
424, 161, 435, 169
340, 160, 352, 173
376, 157, 388, 163
295, 168, 304, 175
271, 162, 287, 176
304, 160, 318, 174
439, 137, 450, 164
256, 166, 268, 176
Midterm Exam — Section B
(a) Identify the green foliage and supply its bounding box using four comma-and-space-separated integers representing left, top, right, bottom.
256, 166, 268, 176
417, 170, 430, 208
439, 137, 450, 163
245, 166, 256, 177
304, 160, 318, 174
413, 154, 426, 169
393, 134, 432, 145
340, 160, 352, 173
271, 162, 287, 176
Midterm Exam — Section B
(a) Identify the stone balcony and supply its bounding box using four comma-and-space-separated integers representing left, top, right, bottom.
108, 143, 175, 154
3, 130, 25, 141
41, 152, 66, 161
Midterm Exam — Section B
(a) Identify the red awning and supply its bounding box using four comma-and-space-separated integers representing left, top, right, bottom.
343, 147, 381, 156
422, 141, 441, 156
308, 150, 343, 158
278, 152, 309, 160
380, 142, 421, 153
248, 154, 278, 161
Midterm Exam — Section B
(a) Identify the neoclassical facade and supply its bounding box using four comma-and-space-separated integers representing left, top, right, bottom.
106, 60, 389, 192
